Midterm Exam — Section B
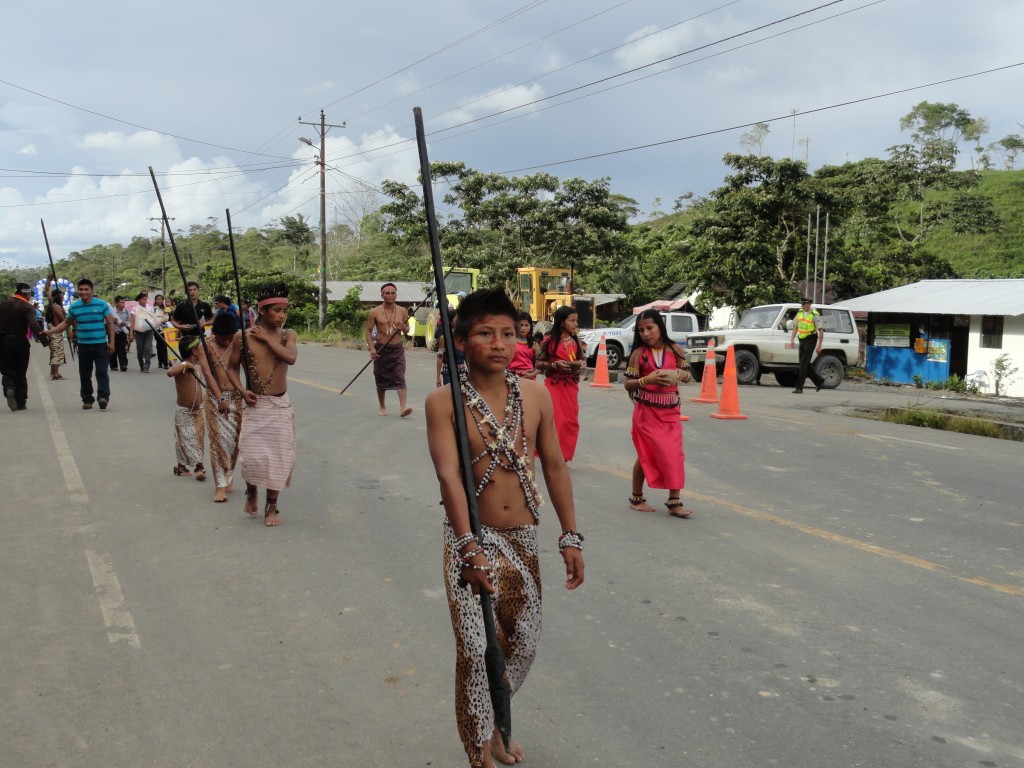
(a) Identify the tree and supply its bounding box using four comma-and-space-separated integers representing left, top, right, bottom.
685, 153, 813, 310
739, 122, 770, 155
989, 134, 1024, 170
377, 162, 634, 291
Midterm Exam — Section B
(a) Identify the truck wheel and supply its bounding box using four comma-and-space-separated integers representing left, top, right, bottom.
774, 370, 798, 387
605, 342, 624, 370
814, 355, 845, 389
734, 350, 759, 385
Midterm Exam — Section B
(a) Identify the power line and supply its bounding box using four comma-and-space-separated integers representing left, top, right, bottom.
494, 63, 1024, 174
429, 0, 849, 137
0, 78, 296, 160
344, 0, 638, 123
317, 0, 551, 112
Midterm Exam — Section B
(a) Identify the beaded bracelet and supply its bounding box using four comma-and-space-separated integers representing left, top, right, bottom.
460, 546, 483, 562
558, 530, 585, 551
460, 561, 494, 575
452, 532, 476, 551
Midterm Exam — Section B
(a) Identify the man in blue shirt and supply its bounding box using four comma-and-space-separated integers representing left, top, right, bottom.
44, 278, 115, 410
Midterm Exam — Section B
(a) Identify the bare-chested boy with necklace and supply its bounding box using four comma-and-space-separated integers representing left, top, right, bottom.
425, 288, 584, 768
200, 313, 246, 503
366, 282, 412, 417
234, 288, 297, 527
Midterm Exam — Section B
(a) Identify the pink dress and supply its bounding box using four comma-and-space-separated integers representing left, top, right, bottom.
542, 336, 581, 462
508, 339, 536, 376
629, 347, 684, 489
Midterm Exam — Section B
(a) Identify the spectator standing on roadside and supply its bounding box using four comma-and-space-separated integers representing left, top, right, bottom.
110, 296, 131, 372
240, 298, 255, 330
152, 294, 170, 369
214, 294, 242, 331
171, 281, 214, 336
43, 278, 115, 410
129, 291, 160, 373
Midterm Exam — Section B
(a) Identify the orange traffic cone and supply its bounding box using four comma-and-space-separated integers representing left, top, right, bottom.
590, 333, 613, 388
690, 339, 719, 404
710, 346, 748, 420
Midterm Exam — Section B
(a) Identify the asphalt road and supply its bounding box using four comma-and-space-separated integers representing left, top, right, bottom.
3, 343, 1022, 768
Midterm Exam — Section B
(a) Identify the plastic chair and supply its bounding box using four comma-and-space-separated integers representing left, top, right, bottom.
964, 370, 990, 391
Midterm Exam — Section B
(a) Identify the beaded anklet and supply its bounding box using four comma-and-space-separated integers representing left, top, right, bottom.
629, 494, 647, 505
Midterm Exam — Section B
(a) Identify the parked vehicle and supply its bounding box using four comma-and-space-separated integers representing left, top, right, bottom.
407, 267, 480, 348
684, 303, 860, 387
580, 311, 699, 370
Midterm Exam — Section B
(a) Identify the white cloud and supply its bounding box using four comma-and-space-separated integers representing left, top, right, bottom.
304, 80, 336, 94
79, 130, 167, 151
434, 84, 546, 129
18, 144, 37, 156
613, 24, 697, 70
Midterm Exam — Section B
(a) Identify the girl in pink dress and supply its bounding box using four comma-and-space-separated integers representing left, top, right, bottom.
537, 306, 586, 462
623, 310, 693, 517
508, 311, 540, 379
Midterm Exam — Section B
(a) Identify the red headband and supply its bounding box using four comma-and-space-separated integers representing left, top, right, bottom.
258, 297, 289, 308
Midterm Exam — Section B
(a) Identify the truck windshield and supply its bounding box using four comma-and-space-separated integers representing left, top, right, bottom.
539, 274, 569, 293
736, 305, 782, 329
616, 315, 636, 329
445, 272, 474, 296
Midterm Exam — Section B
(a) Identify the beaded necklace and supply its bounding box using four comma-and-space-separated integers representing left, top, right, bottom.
459, 369, 542, 522
246, 328, 285, 396
650, 345, 665, 369
381, 304, 399, 336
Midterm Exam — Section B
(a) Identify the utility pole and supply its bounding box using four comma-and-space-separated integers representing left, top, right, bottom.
299, 110, 345, 329
149, 216, 174, 296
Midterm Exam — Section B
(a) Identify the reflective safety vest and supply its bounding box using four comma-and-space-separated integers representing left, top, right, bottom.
796, 309, 819, 338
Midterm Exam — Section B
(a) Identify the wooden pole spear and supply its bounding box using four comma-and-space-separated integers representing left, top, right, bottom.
40, 219, 74, 360
224, 209, 253, 392
413, 106, 512, 750
147, 168, 214, 372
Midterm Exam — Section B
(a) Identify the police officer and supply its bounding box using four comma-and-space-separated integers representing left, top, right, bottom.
787, 297, 825, 393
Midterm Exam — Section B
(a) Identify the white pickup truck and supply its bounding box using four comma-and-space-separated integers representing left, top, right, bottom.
684, 303, 860, 388
579, 312, 699, 370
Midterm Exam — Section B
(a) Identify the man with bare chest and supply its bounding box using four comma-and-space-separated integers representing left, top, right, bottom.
236, 288, 298, 527
365, 282, 412, 417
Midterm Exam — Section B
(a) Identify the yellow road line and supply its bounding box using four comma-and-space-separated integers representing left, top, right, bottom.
583, 462, 1024, 598
291, 375, 351, 395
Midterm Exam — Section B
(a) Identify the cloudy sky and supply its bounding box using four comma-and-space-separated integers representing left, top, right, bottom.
2, 0, 1021, 268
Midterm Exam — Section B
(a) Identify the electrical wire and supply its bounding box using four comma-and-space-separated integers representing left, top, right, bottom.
344, 0, 638, 123
493, 62, 1024, 174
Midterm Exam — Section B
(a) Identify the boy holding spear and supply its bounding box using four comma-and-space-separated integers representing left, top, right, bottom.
425, 289, 585, 767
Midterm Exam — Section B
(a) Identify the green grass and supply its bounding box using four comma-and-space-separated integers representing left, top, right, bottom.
853, 407, 1024, 441
925, 169, 1024, 277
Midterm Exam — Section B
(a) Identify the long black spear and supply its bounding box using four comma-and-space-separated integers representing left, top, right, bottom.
224, 209, 252, 392
148, 168, 214, 376
40, 219, 74, 360
337, 267, 454, 396
413, 106, 512, 749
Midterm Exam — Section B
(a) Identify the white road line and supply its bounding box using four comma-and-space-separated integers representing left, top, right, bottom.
858, 433, 961, 450
35, 368, 141, 648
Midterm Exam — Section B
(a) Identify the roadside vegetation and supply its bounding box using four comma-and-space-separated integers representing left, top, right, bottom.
3, 100, 1022, 338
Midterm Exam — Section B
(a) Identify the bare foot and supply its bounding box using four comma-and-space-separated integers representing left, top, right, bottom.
225, 482, 235, 493
489, 729, 524, 765
264, 503, 282, 527
378, 407, 387, 416
213, 487, 228, 503
400, 406, 413, 418
243, 488, 258, 518
174, 464, 192, 478
195, 466, 206, 482
667, 499, 693, 518
629, 496, 656, 513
